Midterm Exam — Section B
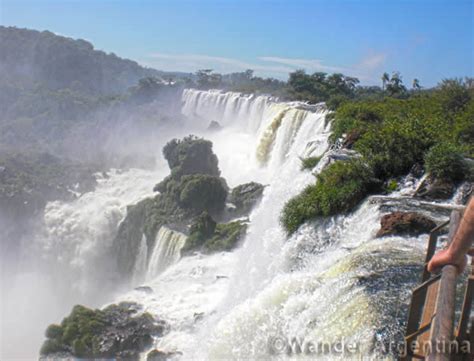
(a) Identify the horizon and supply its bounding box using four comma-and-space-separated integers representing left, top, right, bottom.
1, 0, 473, 87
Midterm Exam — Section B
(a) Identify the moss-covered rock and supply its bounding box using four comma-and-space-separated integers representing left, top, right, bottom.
162, 135, 220, 178
181, 211, 217, 254
177, 174, 228, 214
227, 182, 264, 216
204, 221, 248, 252
182, 216, 247, 254
40, 302, 167, 360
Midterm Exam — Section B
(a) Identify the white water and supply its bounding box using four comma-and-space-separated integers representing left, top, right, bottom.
146, 226, 188, 281
2, 89, 436, 360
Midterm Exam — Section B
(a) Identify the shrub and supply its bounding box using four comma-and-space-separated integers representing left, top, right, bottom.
182, 212, 217, 253
204, 221, 247, 252
178, 174, 228, 214
386, 179, 398, 193
300, 156, 321, 171
424, 143, 468, 182
45, 324, 63, 339
281, 160, 379, 234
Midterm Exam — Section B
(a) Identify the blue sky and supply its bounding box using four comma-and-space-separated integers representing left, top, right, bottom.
1, 0, 472, 86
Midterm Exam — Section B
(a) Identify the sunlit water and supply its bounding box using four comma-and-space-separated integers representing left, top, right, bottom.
1, 89, 445, 360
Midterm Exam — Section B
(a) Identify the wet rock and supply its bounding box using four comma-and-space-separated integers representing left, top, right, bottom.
342, 129, 361, 149
134, 286, 154, 294
228, 182, 265, 217
147, 349, 182, 361
415, 176, 456, 200
376, 211, 437, 238
40, 302, 168, 360
207, 120, 222, 131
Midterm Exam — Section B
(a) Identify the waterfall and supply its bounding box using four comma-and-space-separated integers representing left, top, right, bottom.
116, 89, 430, 360
146, 226, 187, 280
16, 88, 437, 360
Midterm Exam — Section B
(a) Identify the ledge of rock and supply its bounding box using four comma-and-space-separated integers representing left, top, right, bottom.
376, 211, 437, 238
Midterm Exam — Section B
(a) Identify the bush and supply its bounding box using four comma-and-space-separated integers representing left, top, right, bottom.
424, 143, 468, 182
45, 324, 63, 339
204, 221, 247, 252
178, 174, 228, 214
182, 211, 217, 253
281, 160, 379, 234
300, 156, 321, 171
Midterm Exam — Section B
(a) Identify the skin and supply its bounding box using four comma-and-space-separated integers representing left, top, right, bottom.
427, 196, 474, 274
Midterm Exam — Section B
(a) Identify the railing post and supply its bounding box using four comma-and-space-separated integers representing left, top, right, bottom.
427, 211, 462, 361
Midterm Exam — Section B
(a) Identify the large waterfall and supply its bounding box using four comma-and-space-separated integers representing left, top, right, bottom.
113, 89, 425, 360
3, 89, 432, 360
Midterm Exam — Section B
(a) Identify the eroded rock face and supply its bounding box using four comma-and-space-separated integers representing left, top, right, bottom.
228, 182, 265, 217
40, 302, 167, 361
415, 176, 456, 200
376, 211, 437, 238
147, 349, 182, 361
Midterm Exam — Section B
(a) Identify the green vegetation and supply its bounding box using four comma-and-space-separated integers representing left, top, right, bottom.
424, 143, 468, 182
228, 182, 265, 216
282, 77, 474, 234
178, 174, 228, 214
386, 179, 399, 193
183, 214, 248, 254
300, 156, 322, 170
282, 160, 379, 234
40, 303, 165, 358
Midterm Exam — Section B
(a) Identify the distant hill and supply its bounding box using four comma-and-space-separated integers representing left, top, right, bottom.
0, 26, 171, 95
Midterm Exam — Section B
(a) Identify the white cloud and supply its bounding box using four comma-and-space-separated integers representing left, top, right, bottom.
356, 52, 387, 70
143, 53, 293, 77
141, 51, 388, 83
258, 56, 349, 73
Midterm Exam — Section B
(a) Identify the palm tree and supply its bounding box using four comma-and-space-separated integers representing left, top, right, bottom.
381, 72, 390, 91
412, 78, 421, 90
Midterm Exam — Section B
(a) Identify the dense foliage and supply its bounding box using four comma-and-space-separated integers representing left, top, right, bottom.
282, 78, 473, 234
282, 160, 379, 234
300, 156, 322, 171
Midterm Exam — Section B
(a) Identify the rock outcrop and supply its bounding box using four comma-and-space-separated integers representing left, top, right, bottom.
40, 302, 167, 360
114, 136, 262, 278
415, 175, 456, 200
227, 182, 265, 217
376, 211, 437, 238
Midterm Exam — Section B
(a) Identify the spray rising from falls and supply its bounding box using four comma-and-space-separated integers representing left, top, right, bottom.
116, 89, 434, 360
22, 89, 434, 360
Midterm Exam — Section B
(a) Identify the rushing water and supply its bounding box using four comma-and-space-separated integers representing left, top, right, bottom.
1, 89, 445, 360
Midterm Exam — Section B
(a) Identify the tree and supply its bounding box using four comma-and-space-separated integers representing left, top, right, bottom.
381, 72, 390, 91
386, 72, 407, 96
196, 69, 222, 89
412, 78, 421, 90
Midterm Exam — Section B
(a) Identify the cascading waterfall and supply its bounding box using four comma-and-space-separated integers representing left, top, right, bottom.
118, 89, 432, 360
146, 226, 188, 280
16, 88, 442, 360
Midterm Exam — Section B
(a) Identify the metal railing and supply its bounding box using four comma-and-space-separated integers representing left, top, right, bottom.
402, 210, 473, 361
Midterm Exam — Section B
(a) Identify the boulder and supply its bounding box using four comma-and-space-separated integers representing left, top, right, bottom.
228, 182, 265, 216
376, 212, 437, 238
40, 302, 168, 360
161, 135, 220, 178
207, 120, 222, 131
147, 349, 181, 361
